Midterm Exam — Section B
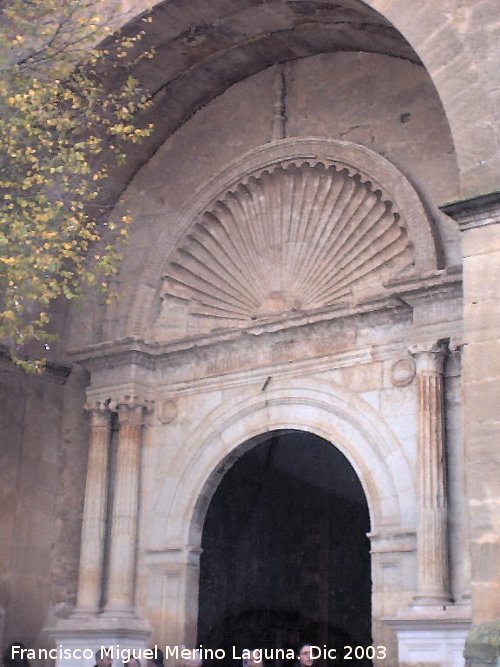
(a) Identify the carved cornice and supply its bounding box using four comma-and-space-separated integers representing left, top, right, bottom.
440, 192, 500, 231
385, 264, 462, 295
70, 269, 460, 367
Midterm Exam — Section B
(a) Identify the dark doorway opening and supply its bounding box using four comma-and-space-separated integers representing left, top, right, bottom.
197, 430, 372, 666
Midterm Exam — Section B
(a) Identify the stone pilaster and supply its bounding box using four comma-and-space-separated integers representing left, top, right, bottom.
447, 342, 472, 605
73, 401, 112, 616
411, 341, 452, 605
103, 398, 146, 616
441, 194, 500, 665
144, 545, 202, 648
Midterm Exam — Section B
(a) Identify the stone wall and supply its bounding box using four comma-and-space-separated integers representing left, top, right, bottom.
0, 359, 89, 654
0, 360, 63, 645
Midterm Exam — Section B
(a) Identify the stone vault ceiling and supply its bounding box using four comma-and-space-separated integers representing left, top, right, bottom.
98, 0, 420, 209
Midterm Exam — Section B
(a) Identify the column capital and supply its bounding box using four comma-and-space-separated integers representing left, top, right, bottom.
111, 394, 153, 411
84, 399, 112, 414
114, 395, 154, 426
84, 400, 112, 429
117, 402, 145, 428
448, 336, 464, 354
409, 340, 448, 374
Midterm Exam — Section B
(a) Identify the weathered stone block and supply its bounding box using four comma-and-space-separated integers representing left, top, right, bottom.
464, 251, 500, 300
341, 362, 383, 392
464, 377, 500, 423
463, 340, 500, 382
463, 224, 500, 258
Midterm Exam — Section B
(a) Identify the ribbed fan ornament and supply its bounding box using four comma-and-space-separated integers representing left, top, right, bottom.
156, 162, 415, 335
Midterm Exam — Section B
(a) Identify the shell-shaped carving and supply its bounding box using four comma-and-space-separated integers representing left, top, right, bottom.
155, 162, 415, 337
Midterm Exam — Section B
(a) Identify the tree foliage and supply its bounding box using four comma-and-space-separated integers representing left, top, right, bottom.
0, 0, 153, 371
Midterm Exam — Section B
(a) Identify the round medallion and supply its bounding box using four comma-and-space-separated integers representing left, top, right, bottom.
390, 358, 416, 386
158, 399, 178, 424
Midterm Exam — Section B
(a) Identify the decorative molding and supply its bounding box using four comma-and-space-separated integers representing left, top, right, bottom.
74, 292, 463, 403
154, 161, 415, 341
126, 138, 440, 340
84, 341, 403, 406
69, 269, 461, 366
117, 402, 147, 427
440, 191, 500, 231
368, 530, 417, 554
144, 546, 203, 567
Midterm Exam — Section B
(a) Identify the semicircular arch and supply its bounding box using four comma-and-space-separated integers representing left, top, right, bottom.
148, 384, 416, 552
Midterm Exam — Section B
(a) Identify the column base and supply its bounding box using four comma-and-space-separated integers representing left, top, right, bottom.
385, 604, 471, 667
70, 606, 101, 619
413, 592, 454, 606
46, 615, 151, 667
101, 607, 140, 619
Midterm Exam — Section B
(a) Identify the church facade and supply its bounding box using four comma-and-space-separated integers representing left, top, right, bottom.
1, 2, 499, 666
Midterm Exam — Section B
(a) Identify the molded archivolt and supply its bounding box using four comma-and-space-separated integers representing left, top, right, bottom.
148, 384, 415, 551
152, 161, 415, 342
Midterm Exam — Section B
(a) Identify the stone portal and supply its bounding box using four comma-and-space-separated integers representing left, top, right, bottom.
198, 430, 371, 666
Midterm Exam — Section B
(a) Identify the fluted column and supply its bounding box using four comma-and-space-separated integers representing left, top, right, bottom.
103, 399, 146, 616
411, 341, 452, 605
73, 401, 112, 616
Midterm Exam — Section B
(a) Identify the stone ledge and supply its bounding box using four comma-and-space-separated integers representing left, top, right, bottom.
441, 193, 500, 231
0, 346, 72, 384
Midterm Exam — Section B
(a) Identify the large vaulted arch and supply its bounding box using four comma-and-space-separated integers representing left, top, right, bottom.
94, 0, 499, 210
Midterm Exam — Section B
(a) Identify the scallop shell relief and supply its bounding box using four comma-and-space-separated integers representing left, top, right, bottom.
153, 161, 415, 341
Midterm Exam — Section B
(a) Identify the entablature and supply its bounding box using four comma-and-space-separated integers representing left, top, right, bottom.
74, 268, 462, 402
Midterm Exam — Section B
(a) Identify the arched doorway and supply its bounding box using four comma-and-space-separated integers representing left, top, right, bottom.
197, 429, 371, 665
